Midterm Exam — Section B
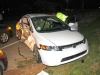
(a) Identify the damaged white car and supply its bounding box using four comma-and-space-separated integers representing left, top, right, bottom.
16, 14, 89, 66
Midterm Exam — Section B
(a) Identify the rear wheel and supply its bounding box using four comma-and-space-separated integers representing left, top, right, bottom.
0, 31, 9, 44
0, 65, 3, 75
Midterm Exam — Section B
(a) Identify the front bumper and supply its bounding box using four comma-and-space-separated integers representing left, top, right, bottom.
39, 40, 89, 66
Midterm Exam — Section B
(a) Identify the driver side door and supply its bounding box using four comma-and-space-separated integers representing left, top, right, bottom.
22, 17, 36, 51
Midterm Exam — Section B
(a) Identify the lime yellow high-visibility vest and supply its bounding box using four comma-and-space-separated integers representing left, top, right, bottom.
56, 12, 68, 22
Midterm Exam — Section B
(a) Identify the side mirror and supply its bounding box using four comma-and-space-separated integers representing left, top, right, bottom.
69, 23, 74, 26
68, 22, 78, 31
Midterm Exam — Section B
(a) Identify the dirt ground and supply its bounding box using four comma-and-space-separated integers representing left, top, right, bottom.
3, 55, 48, 75
2, 39, 47, 75
4, 63, 47, 75
2, 18, 48, 75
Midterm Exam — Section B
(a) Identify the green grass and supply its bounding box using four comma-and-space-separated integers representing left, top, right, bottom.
17, 57, 36, 68
45, 17, 100, 75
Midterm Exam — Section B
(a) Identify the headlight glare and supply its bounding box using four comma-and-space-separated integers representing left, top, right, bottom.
40, 44, 46, 50
7, 26, 12, 30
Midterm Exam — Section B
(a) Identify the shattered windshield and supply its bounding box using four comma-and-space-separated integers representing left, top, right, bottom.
32, 16, 70, 33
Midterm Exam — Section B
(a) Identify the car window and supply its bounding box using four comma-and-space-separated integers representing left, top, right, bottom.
32, 16, 70, 33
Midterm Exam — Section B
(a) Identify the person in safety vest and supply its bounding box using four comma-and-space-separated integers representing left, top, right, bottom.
56, 12, 68, 22
52, 11, 78, 30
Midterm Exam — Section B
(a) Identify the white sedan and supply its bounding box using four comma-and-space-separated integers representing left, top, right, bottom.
16, 14, 89, 66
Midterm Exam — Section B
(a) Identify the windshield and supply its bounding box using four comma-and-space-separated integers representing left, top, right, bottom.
31, 16, 70, 33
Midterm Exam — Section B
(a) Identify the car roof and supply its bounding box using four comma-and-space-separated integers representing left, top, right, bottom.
25, 13, 53, 18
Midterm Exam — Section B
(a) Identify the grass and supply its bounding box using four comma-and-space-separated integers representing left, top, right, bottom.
45, 17, 100, 75
17, 57, 36, 68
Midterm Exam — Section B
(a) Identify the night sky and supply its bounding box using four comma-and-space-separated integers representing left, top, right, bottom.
0, 0, 100, 15
0, 0, 100, 9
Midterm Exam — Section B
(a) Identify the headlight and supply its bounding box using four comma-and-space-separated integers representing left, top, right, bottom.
40, 44, 62, 51
7, 26, 12, 30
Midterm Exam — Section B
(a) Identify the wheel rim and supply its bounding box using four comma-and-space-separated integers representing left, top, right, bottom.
0, 33, 8, 43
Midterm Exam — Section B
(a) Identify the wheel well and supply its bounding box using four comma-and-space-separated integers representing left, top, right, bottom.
0, 30, 9, 35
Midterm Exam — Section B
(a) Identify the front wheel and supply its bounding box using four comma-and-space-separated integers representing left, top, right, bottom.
0, 31, 9, 44
33, 45, 42, 63
35, 50, 42, 63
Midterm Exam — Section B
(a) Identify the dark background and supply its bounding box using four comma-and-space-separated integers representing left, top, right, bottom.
0, 0, 100, 16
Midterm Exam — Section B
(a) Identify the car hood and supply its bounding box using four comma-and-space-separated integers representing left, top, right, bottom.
38, 30, 84, 46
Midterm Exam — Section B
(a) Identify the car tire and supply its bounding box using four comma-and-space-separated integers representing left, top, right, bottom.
33, 45, 42, 63
0, 65, 3, 75
0, 31, 9, 44
35, 50, 42, 63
